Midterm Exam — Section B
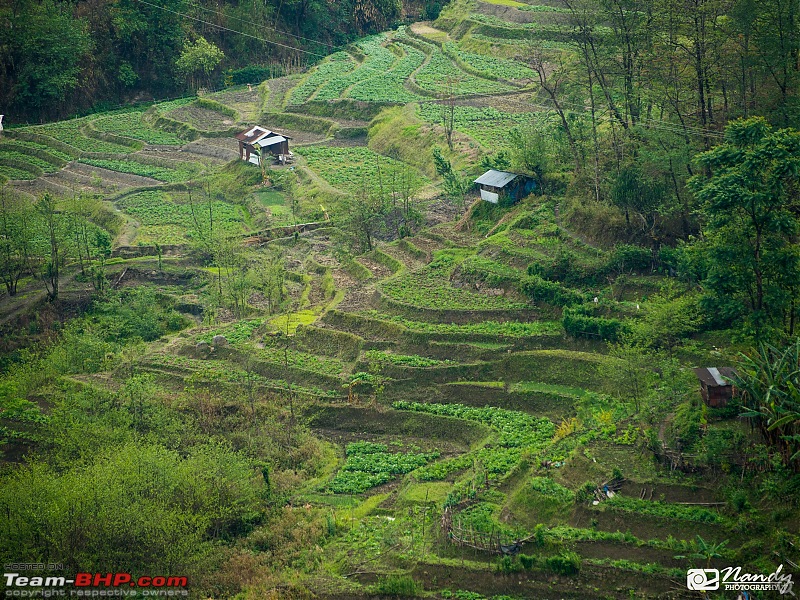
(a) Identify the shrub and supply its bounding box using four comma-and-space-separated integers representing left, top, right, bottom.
608, 244, 652, 273
375, 574, 422, 597
520, 274, 585, 306
496, 555, 522, 573
227, 65, 273, 85
562, 307, 629, 342
519, 554, 537, 569
544, 551, 581, 575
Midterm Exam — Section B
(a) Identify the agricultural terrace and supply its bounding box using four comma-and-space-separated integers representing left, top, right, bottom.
1, 1, 798, 599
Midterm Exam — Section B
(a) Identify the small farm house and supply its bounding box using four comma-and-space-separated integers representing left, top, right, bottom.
474, 170, 534, 204
235, 126, 293, 166
693, 367, 737, 408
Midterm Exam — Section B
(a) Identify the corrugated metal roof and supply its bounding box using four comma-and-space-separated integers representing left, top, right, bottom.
693, 367, 736, 387
236, 126, 270, 142
474, 170, 518, 188
256, 135, 287, 147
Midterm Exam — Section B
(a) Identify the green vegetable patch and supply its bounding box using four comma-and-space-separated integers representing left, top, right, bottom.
328, 441, 440, 494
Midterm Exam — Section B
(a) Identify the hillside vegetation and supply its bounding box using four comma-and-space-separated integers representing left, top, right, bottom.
1, 0, 799, 599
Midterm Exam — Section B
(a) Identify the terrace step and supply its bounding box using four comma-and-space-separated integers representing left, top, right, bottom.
405, 235, 446, 259
355, 256, 391, 279
21, 176, 73, 196
207, 87, 261, 122
333, 286, 379, 313
179, 140, 238, 162
7, 183, 36, 201
50, 166, 116, 193
137, 148, 207, 167
379, 243, 427, 271
69, 162, 162, 187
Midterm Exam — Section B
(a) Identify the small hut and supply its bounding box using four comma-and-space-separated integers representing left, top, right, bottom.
473, 170, 535, 204
693, 367, 737, 408
235, 126, 292, 166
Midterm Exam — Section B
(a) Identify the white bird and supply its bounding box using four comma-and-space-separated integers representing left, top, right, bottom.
593, 296, 598, 303
0, 115, 4, 133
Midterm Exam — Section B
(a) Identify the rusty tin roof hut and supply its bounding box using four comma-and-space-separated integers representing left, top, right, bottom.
693, 367, 737, 408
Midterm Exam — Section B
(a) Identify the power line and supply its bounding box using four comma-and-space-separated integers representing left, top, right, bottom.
187, 1, 340, 50
135, 0, 329, 58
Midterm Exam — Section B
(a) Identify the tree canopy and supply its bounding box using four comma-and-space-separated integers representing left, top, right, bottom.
689, 117, 800, 339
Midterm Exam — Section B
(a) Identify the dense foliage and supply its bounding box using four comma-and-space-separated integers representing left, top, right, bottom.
0, 0, 409, 120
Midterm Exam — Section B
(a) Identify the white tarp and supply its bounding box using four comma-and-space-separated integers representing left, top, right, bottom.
480, 189, 499, 203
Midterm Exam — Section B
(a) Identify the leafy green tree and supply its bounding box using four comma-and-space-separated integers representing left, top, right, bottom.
353, 0, 401, 33
2, 0, 91, 118
480, 151, 511, 172
110, 0, 189, 95
600, 341, 656, 413
341, 188, 387, 253
175, 36, 225, 90
35, 193, 67, 302
251, 253, 286, 314
689, 117, 800, 338
433, 147, 470, 211
610, 164, 667, 231
508, 125, 550, 189
0, 186, 34, 296
631, 290, 703, 356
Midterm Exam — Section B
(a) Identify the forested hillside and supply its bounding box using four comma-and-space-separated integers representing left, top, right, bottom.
1, 0, 799, 598
0, 0, 441, 121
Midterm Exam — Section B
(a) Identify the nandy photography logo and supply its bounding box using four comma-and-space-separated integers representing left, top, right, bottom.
687, 564, 795, 595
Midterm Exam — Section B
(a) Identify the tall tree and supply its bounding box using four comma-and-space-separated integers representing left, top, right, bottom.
1, 0, 91, 119
35, 193, 67, 302
689, 117, 800, 337
0, 187, 34, 296
175, 37, 225, 91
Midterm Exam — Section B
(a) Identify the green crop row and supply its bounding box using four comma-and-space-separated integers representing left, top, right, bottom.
363, 349, 451, 367
379, 252, 528, 311
92, 112, 184, 145
289, 52, 357, 104
80, 159, 197, 182
117, 190, 243, 233
347, 43, 425, 103
26, 120, 136, 153
314, 35, 397, 101
414, 51, 514, 96
197, 319, 265, 345
604, 496, 728, 525
0, 150, 60, 173
0, 165, 36, 180
0, 140, 73, 162
294, 145, 428, 190
363, 312, 562, 337
255, 339, 346, 377
443, 42, 535, 81
143, 354, 338, 397
329, 441, 439, 493
414, 454, 473, 481
393, 401, 554, 449
416, 104, 537, 151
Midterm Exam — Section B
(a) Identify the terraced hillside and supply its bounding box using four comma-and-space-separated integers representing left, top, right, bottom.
1, 2, 798, 599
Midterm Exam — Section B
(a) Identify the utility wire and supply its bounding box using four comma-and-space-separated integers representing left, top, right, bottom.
186, 1, 341, 50
115, 3, 727, 140
135, 0, 329, 58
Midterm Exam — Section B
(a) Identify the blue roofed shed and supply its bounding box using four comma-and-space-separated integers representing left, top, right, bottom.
474, 170, 535, 204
